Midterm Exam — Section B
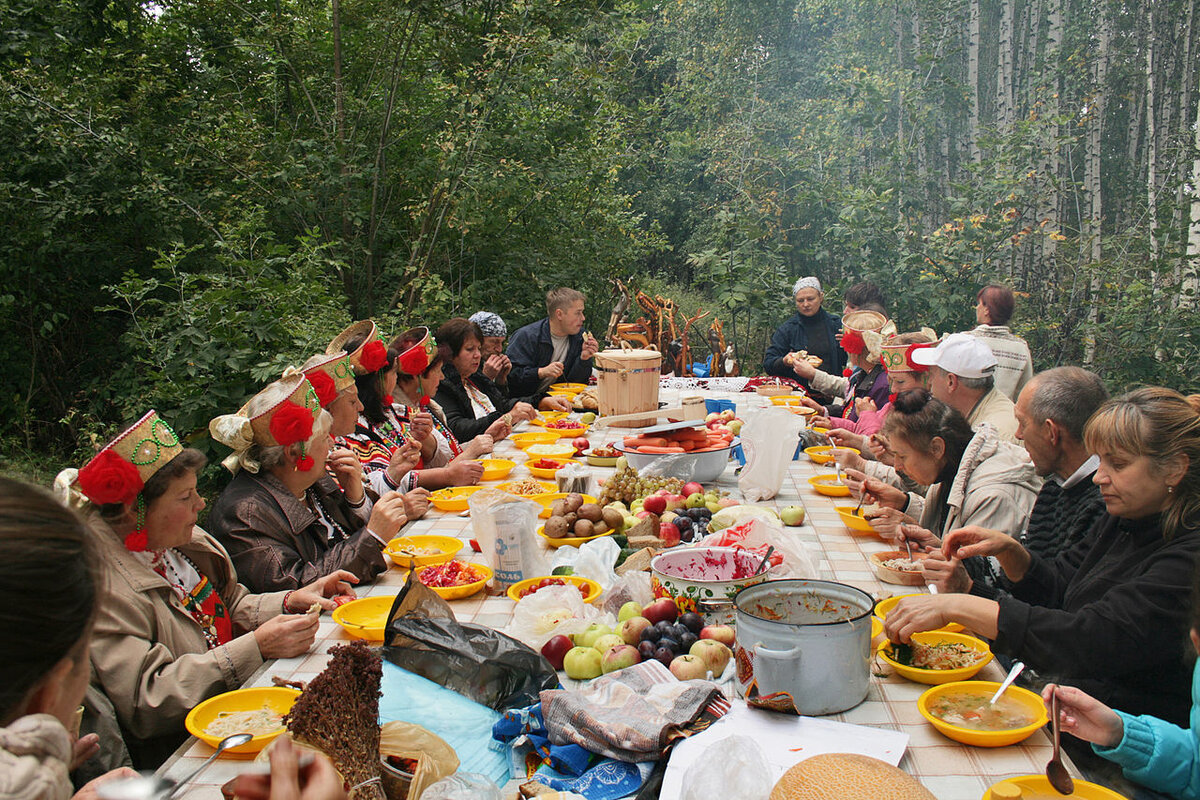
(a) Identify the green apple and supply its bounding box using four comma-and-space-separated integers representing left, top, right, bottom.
704, 491, 720, 503
618, 601, 644, 622
780, 505, 806, 526
727, 420, 743, 435
705, 500, 721, 513
592, 633, 626, 655
574, 623, 613, 649
685, 492, 706, 509
563, 646, 603, 680
606, 501, 628, 512
580, 412, 597, 424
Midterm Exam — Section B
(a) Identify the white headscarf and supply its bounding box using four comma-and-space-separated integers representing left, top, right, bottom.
792, 277, 822, 296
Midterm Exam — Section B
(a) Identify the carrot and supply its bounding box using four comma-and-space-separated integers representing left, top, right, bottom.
623, 435, 669, 448
637, 445, 686, 453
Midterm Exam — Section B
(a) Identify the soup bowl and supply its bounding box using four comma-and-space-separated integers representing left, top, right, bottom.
918, 680, 1048, 747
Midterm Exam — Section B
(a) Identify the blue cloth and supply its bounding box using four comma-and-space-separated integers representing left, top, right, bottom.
762, 309, 844, 380
493, 703, 644, 800
1094, 658, 1200, 799
379, 661, 510, 786
506, 318, 593, 396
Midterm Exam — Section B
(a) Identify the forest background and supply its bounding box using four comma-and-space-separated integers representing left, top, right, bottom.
2, 0, 1199, 479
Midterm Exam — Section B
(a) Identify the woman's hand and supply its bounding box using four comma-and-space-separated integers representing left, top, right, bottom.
366, 492, 408, 541
854, 474, 908, 510
510, 402, 537, 423
289, 570, 359, 612
898, 522, 942, 551
483, 416, 511, 441
254, 613, 319, 659
867, 433, 894, 465
790, 356, 817, 380
811, 415, 833, 429
1041, 684, 1124, 749
855, 397, 877, 416
921, 550, 971, 594
445, 458, 485, 485
409, 412, 435, 444
399, 487, 430, 519
538, 395, 571, 412
482, 354, 511, 382
231, 738, 348, 800
800, 395, 825, 413
882, 595, 953, 644
828, 428, 869, 454
943, 525, 1031, 581
833, 445, 869, 473
464, 433, 496, 458
71, 733, 100, 770
326, 448, 364, 504
72, 768, 140, 800
866, 507, 918, 543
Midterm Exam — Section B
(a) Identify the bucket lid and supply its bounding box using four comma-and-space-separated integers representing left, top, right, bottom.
594, 348, 662, 366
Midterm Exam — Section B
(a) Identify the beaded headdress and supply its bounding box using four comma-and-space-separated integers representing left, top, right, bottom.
327, 320, 389, 376
210, 375, 322, 475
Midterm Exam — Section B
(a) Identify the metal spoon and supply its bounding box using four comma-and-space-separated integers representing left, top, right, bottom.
988, 661, 1025, 705
98, 733, 254, 800
754, 546, 776, 575
1047, 690, 1075, 795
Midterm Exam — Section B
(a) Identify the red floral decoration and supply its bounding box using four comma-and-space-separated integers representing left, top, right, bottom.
296, 453, 315, 471
269, 401, 315, 448
841, 329, 866, 355
307, 370, 337, 407
398, 345, 429, 376
124, 530, 148, 552
888, 393, 899, 405
77, 449, 144, 506
359, 340, 389, 373
842, 368, 854, 378
904, 343, 932, 372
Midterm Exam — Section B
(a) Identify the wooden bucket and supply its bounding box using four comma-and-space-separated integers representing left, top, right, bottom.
594, 347, 662, 428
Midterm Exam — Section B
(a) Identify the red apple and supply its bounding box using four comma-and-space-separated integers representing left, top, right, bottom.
601, 644, 642, 674
541, 634, 574, 671
690, 640, 732, 675
669, 654, 709, 681
572, 436, 590, 456
619, 616, 652, 645
681, 481, 704, 497
643, 597, 679, 624
660, 522, 681, 547
699, 625, 736, 647
642, 495, 667, 515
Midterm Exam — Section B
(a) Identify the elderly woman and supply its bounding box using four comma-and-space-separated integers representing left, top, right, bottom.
57, 410, 355, 767
849, 389, 1039, 595
793, 310, 894, 435
967, 283, 1033, 401
435, 318, 570, 443
826, 330, 937, 448
885, 387, 1200, 729
470, 311, 513, 388
208, 375, 409, 594
763, 277, 845, 386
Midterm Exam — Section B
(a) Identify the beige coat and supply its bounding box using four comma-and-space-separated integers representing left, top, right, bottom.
88, 514, 288, 757
966, 387, 1019, 443
0, 714, 72, 800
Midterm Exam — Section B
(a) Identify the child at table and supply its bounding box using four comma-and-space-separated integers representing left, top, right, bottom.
1043, 561, 1200, 800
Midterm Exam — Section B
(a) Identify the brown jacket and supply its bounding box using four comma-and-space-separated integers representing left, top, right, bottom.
88, 514, 286, 766
207, 470, 388, 594
0, 714, 72, 800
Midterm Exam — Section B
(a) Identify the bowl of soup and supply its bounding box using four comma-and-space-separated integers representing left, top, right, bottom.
918, 680, 1048, 747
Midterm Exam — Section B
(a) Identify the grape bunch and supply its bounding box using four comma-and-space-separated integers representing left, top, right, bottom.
597, 463, 684, 505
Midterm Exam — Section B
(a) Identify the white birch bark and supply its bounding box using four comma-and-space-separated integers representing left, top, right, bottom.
1083, 4, 1112, 368
1185, 80, 1200, 311
968, 0, 981, 162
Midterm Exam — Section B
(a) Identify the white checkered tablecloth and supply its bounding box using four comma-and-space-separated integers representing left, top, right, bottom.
158, 390, 1091, 800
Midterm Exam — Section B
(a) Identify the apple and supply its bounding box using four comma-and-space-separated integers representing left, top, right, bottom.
681, 481, 704, 497
601, 644, 641, 673
541, 634, 574, 671
665, 494, 688, 511
642, 495, 667, 515
685, 492, 706, 509
662, 511, 677, 523
580, 412, 597, 424
699, 624, 736, 647
660, 522, 681, 547
704, 491, 720, 502
631, 499, 644, 512
574, 623, 613, 649
669, 654, 709, 681
705, 412, 721, 423
690, 640, 732, 675
720, 410, 736, 422
643, 597, 679, 624
606, 501, 628, 511
563, 646, 603, 680
780, 505, 806, 526
705, 500, 721, 513
592, 633, 626, 655
619, 616, 652, 645
572, 436, 590, 456
727, 420, 743, 435
623, 515, 639, 530
717, 497, 739, 509
618, 601, 644, 622
636, 510, 651, 519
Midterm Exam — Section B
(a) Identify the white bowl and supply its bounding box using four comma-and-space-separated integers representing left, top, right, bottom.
613, 440, 737, 483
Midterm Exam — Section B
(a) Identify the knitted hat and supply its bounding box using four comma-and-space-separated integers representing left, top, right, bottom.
469, 311, 507, 338
327, 320, 389, 376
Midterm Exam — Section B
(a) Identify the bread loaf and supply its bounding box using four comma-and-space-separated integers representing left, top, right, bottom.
769, 754, 936, 800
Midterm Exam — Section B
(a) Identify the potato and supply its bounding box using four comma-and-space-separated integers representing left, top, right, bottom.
591, 520, 608, 536
601, 507, 624, 530
563, 493, 584, 514
573, 519, 594, 537
563, 512, 578, 526
577, 503, 602, 522
551, 500, 566, 517
543, 516, 570, 538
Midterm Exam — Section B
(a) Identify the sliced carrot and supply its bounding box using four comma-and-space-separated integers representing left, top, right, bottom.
637, 445, 687, 453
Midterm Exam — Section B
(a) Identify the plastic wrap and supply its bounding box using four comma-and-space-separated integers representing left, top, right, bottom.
738, 409, 806, 501
468, 488, 547, 589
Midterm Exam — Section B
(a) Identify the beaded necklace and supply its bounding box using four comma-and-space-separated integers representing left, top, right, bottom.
150, 549, 232, 650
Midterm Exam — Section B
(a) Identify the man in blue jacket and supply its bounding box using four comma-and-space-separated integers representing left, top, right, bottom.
762, 277, 844, 388
506, 287, 599, 396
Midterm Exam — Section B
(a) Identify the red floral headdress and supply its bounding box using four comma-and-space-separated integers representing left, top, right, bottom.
394, 327, 438, 406
327, 320, 389, 376
840, 328, 866, 355
296, 353, 356, 408
246, 375, 322, 471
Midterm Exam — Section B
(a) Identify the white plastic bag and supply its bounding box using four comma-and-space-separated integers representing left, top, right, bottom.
422, 772, 501, 800
600, 570, 653, 617
503, 584, 615, 650
738, 408, 806, 501
549, 535, 620, 589
680, 735, 772, 800
469, 488, 547, 589
698, 517, 821, 579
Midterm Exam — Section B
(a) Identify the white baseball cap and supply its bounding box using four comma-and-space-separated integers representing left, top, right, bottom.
909, 333, 997, 379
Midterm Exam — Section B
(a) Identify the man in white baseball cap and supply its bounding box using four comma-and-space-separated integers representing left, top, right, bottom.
910, 332, 1019, 442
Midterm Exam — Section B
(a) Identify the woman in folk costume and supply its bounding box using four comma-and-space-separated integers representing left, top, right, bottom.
801, 310, 895, 434
56, 409, 355, 768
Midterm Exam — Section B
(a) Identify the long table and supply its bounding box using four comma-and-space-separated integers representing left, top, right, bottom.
160, 390, 1091, 800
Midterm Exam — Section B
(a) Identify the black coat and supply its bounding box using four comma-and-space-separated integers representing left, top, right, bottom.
435, 364, 545, 442
506, 318, 593, 396
762, 309, 845, 379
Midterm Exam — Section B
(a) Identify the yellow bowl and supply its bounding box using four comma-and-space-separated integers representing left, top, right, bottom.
185, 686, 300, 754
414, 562, 493, 600
545, 423, 588, 439
834, 504, 877, 532
811, 426, 830, 435
805, 445, 859, 465
874, 594, 964, 633
496, 479, 557, 497
536, 523, 614, 548
532, 492, 598, 519
918, 680, 1049, 747
547, 387, 580, 398
551, 383, 589, 392
474, 458, 516, 481
808, 474, 851, 497
507, 575, 602, 604
509, 431, 560, 450
384, 535, 463, 569
524, 443, 578, 460
530, 411, 570, 426
526, 457, 583, 479
877, 631, 993, 684
770, 396, 805, 406
984, 776, 1129, 799
428, 485, 484, 512
332, 595, 396, 641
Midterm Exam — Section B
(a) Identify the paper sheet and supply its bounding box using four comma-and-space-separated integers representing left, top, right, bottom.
660, 703, 909, 800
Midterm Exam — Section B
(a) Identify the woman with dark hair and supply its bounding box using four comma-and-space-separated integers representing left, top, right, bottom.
885, 387, 1200, 729
968, 283, 1033, 401
435, 318, 569, 442
57, 409, 357, 768
849, 389, 1039, 594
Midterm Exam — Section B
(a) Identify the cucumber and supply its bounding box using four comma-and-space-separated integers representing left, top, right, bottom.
551, 566, 575, 576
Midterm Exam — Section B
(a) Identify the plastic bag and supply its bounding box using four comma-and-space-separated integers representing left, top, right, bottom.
599, 571, 653, 617
504, 583, 613, 651
680, 735, 772, 800
550, 534, 620, 589
469, 488, 547, 589
556, 461, 593, 495
382, 574, 559, 710
738, 409, 806, 501
421, 772, 501, 800
698, 517, 820, 579
379, 721, 459, 800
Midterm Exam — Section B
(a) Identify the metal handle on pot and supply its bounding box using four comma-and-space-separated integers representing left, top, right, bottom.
753, 642, 799, 697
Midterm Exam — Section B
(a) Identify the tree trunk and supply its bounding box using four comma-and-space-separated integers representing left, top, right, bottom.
1082, 6, 1111, 368
1172, 0, 1197, 297
1041, 0, 1062, 262
1145, 4, 1158, 270
996, 0, 1014, 134
968, 0, 981, 162
1185, 67, 1200, 311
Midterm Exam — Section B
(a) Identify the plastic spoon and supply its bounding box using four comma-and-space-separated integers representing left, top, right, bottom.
1047, 690, 1075, 795
988, 661, 1025, 705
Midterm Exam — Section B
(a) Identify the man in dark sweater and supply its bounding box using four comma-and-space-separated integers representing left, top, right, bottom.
506, 287, 599, 396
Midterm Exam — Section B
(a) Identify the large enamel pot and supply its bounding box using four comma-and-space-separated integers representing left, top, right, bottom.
733, 579, 874, 715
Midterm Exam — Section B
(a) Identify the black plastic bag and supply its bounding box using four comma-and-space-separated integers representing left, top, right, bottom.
381, 571, 560, 711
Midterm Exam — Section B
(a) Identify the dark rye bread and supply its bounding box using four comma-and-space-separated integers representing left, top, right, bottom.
284, 640, 384, 800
